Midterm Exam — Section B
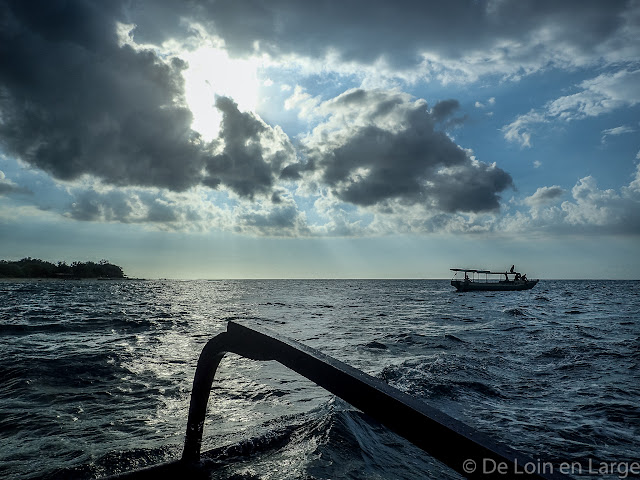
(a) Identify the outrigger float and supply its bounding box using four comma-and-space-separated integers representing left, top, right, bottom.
451, 268, 539, 292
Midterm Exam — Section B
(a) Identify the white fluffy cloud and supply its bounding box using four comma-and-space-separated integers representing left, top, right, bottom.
504, 69, 640, 147
548, 70, 640, 121
505, 166, 640, 234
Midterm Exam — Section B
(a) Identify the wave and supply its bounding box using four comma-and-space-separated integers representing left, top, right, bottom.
383, 331, 426, 344
37, 445, 181, 480
536, 346, 569, 359
577, 401, 640, 423
362, 340, 387, 350
378, 356, 505, 404
43, 402, 464, 480
503, 307, 528, 317
444, 334, 464, 342
0, 323, 75, 336
0, 315, 171, 338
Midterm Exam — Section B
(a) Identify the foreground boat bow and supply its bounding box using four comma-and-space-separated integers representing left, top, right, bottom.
108, 319, 567, 479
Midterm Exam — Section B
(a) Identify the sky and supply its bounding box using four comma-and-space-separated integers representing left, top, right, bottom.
0, 0, 639, 279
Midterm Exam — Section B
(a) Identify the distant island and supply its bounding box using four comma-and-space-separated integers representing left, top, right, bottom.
0, 258, 125, 279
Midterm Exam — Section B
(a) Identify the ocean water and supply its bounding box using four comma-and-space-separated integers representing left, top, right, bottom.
0, 279, 638, 479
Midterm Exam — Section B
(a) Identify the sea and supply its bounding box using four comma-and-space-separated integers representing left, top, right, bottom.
0, 279, 638, 480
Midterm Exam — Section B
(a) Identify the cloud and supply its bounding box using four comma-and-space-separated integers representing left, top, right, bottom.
524, 186, 565, 206
63, 182, 315, 236
547, 69, 640, 121
186, 0, 638, 82
0, 170, 31, 195
67, 187, 185, 226
284, 85, 323, 119
502, 110, 546, 147
235, 194, 311, 237
0, 170, 18, 195
57, 89, 516, 237
601, 125, 635, 143
3, 0, 637, 241
0, 1, 301, 205
504, 166, 640, 234
601, 125, 635, 136
55, 158, 640, 238
2, 0, 519, 238
431, 99, 460, 122
561, 176, 625, 228
0, 0, 207, 191
475, 97, 495, 109
65, 183, 244, 233
300, 89, 513, 213
504, 69, 640, 147
204, 96, 296, 198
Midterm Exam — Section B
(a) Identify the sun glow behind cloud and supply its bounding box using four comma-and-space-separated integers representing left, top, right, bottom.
182, 47, 261, 141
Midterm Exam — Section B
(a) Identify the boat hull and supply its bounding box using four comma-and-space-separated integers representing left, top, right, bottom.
451, 279, 539, 292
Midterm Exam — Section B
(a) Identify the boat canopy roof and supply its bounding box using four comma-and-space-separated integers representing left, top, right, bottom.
451, 268, 525, 275
450, 268, 491, 273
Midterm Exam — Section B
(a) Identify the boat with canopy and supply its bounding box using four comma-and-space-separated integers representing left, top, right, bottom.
450, 267, 538, 292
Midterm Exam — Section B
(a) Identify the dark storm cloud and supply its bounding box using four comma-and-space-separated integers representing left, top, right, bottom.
305, 90, 513, 212
190, 0, 634, 68
0, 0, 299, 200
205, 97, 273, 198
431, 99, 460, 123
279, 160, 316, 181
0, 0, 206, 191
204, 96, 297, 198
426, 162, 514, 213
196, 0, 484, 65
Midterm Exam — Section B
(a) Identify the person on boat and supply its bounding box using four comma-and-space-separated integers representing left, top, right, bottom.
510, 265, 515, 273
522, 274, 527, 281
464, 273, 469, 281
515, 272, 521, 281
504, 271, 509, 281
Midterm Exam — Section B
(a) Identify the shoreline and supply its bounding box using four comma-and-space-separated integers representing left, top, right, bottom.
0, 276, 143, 282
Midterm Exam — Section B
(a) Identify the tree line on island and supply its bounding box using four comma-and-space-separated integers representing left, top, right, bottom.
0, 258, 125, 279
